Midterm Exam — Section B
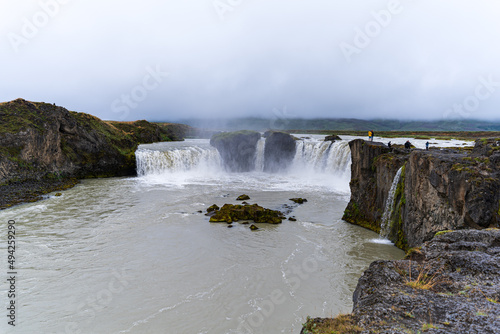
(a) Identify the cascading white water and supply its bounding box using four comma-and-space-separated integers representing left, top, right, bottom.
136, 144, 221, 176
135, 137, 352, 183
291, 140, 351, 178
254, 138, 266, 172
379, 167, 403, 239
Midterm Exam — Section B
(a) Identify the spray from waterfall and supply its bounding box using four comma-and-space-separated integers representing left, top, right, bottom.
135, 137, 352, 190
291, 140, 351, 178
136, 145, 221, 176
379, 167, 403, 239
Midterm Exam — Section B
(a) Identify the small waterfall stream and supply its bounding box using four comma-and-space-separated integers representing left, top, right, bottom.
254, 138, 266, 172
379, 167, 403, 239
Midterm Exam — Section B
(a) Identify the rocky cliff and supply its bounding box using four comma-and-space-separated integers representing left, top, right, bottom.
343, 139, 500, 250
302, 229, 500, 334
263, 131, 296, 173
0, 98, 187, 208
210, 130, 261, 172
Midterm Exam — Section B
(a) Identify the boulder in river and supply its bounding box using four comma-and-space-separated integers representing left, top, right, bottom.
209, 203, 284, 224
290, 198, 308, 204
237, 194, 250, 201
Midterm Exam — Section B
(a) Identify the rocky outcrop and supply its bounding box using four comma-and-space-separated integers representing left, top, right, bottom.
0, 98, 186, 209
324, 134, 341, 141
107, 120, 174, 144
207, 203, 285, 224
210, 130, 261, 172
303, 229, 500, 334
342, 140, 408, 246
404, 140, 499, 248
236, 194, 250, 201
343, 139, 500, 250
263, 131, 296, 173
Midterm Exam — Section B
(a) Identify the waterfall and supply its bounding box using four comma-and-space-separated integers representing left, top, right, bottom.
292, 140, 351, 177
135, 145, 221, 176
135, 137, 352, 181
379, 167, 403, 239
254, 138, 266, 172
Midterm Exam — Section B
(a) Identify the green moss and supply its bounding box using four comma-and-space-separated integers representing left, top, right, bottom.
302, 315, 363, 334
435, 230, 453, 237
209, 203, 284, 224
343, 202, 381, 233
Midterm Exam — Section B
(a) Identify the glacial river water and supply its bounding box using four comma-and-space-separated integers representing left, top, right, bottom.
0, 135, 469, 333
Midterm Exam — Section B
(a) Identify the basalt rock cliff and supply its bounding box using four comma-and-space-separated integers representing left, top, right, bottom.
263, 131, 296, 173
302, 229, 500, 334
343, 139, 500, 250
0, 98, 187, 208
210, 130, 261, 172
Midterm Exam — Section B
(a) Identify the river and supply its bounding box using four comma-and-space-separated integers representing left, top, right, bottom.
0, 135, 420, 334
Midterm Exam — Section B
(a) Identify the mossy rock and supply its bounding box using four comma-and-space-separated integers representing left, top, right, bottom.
435, 230, 453, 237
209, 203, 284, 224
250, 224, 259, 230
237, 194, 250, 201
207, 204, 220, 213
290, 198, 308, 204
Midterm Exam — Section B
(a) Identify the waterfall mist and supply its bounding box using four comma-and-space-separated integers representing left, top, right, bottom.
135, 135, 352, 193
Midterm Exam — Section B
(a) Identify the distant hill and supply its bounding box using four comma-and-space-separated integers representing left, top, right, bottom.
180, 118, 500, 132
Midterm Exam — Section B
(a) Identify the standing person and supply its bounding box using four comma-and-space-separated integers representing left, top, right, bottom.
371, 130, 375, 141
426, 141, 429, 151
405, 140, 411, 151
368, 130, 373, 141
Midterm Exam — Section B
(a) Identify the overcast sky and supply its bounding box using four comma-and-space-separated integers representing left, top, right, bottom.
1, 0, 500, 122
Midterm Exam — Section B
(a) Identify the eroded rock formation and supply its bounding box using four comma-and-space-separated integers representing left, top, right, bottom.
343, 139, 500, 250
263, 131, 296, 172
0, 98, 187, 208
210, 130, 261, 172
302, 229, 500, 334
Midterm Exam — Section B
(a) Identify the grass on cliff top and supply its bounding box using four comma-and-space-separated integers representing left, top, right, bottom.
302, 315, 363, 334
0, 99, 52, 134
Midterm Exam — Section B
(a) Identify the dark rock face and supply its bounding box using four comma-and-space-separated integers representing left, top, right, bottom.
342, 140, 407, 241
324, 134, 341, 142
0, 98, 186, 208
404, 146, 500, 248
263, 131, 297, 173
344, 138, 500, 250
351, 230, 500, 333
0, 99, 137, 185
210, 131, 261, 172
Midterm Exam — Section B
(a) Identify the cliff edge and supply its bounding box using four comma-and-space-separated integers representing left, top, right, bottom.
0, 98, 187, 208
302, 229, 500, 334
343, 139, 500, 250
